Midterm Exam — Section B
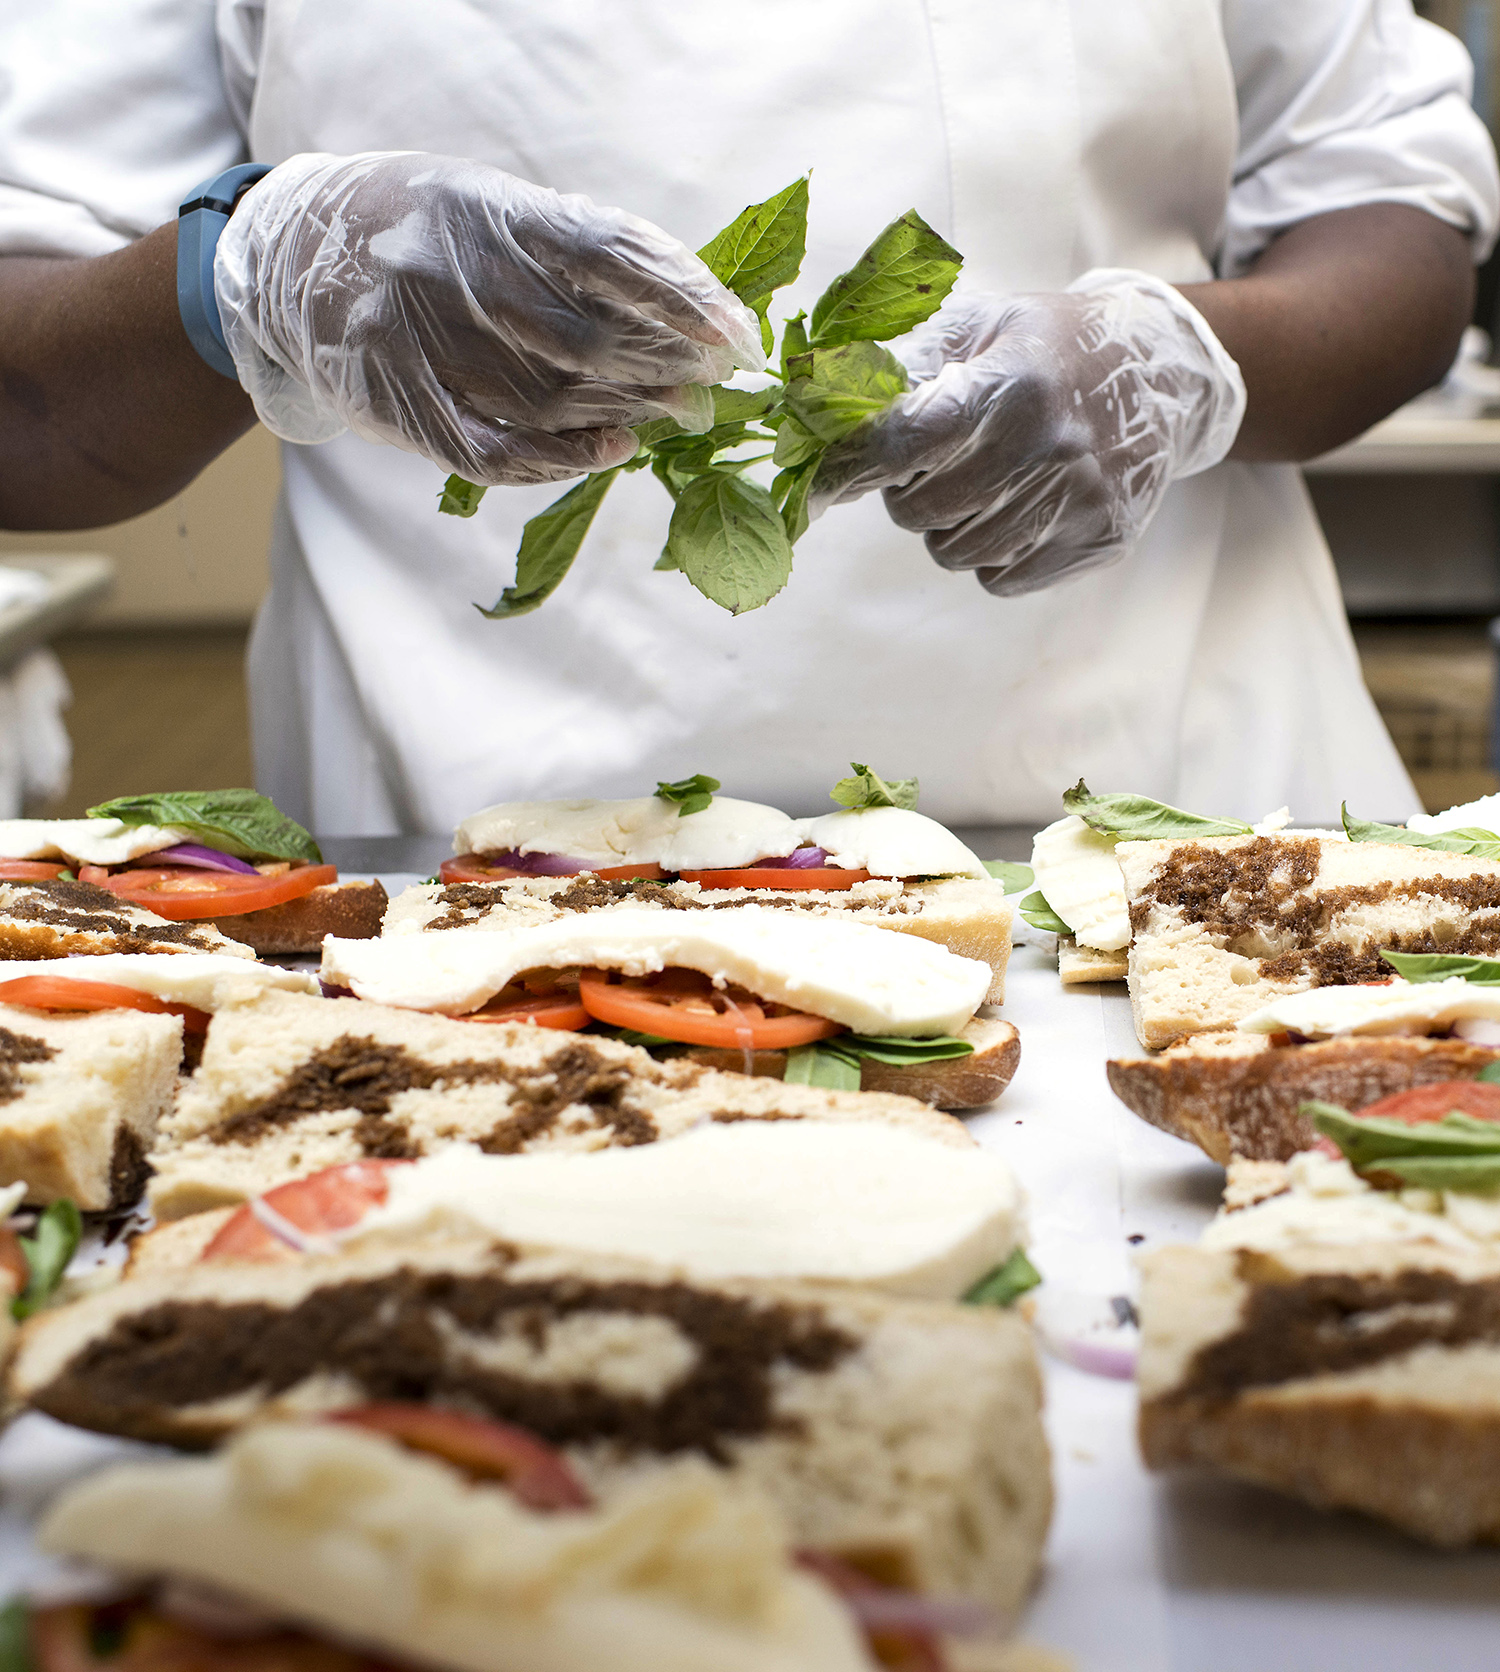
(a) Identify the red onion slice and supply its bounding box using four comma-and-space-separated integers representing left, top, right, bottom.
751, 847, 830, 869
142, 843, 259, 875
486, 849, 591, 876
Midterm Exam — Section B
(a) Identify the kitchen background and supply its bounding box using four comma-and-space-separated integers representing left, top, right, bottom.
4, 1, 1500, 825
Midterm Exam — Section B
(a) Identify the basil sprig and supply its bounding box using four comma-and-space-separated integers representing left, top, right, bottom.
963, 1248, 1042, 1308
1061, 781, 1251, 841
655, 774, 720, 817
1304, 1099, 1500, 1193
448, 180, 963, 620
985, 860, 1033, 893
13, 1199, 81, 1319
784, 1032, 975, 1091
829, 763, 919, 812
1342, 805, 1500, 862
1019, 891, 1071, 935
89, 789, 322, 864
1380, 950, 1500, 985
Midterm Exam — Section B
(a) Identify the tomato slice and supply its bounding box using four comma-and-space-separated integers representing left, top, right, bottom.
98, 863, 338, 921
0, 976, 211, 1034
0, 1225, 26, 1296
439, 855, 665, 885
332, 1404, 592, 1511
679, 866, 872, 891
1356, 1081, 1500, 1125
578, 969, 843, 1050
0, 861, 67, 881
460, 993, 590, 1030
201, 1160, 411, 1262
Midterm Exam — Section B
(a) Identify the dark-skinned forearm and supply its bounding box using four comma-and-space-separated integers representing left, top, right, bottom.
1180, 203, 1475, 463
0, 221, 255, 530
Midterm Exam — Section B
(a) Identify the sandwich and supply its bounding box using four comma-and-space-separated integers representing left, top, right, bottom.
11, 1228, 1051, 1613
0, 876, 256, 960
1138, 1092, 1500, 1544
0, 790, 385, 955
442, 766, 1013, 1004
144, 987, 978, 1219
29, 1415, 894, 1672
325, 903, 1017, 1110
1108, 952, 1500, 1162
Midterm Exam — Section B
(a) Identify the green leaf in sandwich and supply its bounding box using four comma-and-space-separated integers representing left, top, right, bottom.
1342, 805, 1500, 863
984, 860, 1034, 893
829, 763, 919, 812
963, 1248, 1042, 1308
1060, 780, 1251, 841
784, 1032, 975, 1092
1018, 891, 1071, 935
87, 790, 322, 864
654, 774, 721, 818
1380, 950, 1500, 986
1304, 1098, 1500, 1193
13, 1199, 81, 1320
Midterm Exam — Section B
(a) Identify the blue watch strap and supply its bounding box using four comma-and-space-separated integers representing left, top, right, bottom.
177, 163, 272, 379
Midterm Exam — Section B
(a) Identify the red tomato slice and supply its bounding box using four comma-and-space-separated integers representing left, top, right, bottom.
460, 993, 589, 1030
439, 855, 665, 885
1356, 1081, 1500, 1125
679, 866, 872, 891
332, 1404, 592, 1511
201, 1160, 411, 1262
578, 969, 843, 1050
0, 976, 211, 1034
0, 861, 67, 881
98, 863, 338, 921
0, 1226, 26, 1296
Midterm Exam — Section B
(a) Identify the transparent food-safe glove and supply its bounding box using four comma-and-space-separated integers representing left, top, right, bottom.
214, 152, 765, 486
812, 269, 1246, 595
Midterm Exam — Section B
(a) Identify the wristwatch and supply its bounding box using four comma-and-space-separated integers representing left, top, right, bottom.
176, 163, 272, 379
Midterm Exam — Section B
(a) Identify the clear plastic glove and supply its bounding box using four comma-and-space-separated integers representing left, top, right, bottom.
813, 269, 1246, 595
214, 152, 764, 485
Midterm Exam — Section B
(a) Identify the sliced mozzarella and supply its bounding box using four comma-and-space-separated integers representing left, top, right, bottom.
1237, 976, 1500, 1038
1407, 792, 1500, 836
0, 954, 318, 1011
0, 819, 191, 867
798, 807, 988, 880
323, 904, 990, 1036
453, 795, 804, 870
1028, 816, 1128, 951
354, 1122, 1024, 1299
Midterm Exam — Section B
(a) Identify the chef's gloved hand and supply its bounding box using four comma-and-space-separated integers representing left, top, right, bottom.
812, 270, 1246, 595
214, 152, 764, 486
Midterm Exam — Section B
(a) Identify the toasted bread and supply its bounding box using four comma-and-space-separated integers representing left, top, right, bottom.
212, 879, 388, 955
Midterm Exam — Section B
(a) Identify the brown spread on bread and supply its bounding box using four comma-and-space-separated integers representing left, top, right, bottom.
39, 1268, 856, 1454
0, 1025, 55, 1102
106, 1124, 150, 1208
0, 879, 226, 954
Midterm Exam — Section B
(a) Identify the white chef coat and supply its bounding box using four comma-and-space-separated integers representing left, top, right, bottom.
0, 0, 1495, 832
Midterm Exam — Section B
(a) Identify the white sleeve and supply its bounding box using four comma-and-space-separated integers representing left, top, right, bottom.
0, 0, 246, 259
1223, 0, 1500, 275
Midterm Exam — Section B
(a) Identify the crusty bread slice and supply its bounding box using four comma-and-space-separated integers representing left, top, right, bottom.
384, 875, 1013, 1003
0, 1004, 180, 1209
11, 1236, 1052, 1613
1139, 1240, 1500, 1546
1057, 937, 1127, 985
1108, 1031, 1500, 1163
1118, 833, 1500, 1048
679, 1015, 1019, 1111
212, 879, 387, 955
147, 990, 972, 1220
0, 878, 255, 960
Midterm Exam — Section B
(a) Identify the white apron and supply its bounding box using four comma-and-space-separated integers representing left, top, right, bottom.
235, 0, 1419, 832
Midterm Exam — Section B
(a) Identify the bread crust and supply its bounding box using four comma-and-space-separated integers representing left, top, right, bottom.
1108, 1033, 1500, 1163
212, 880, 388, 955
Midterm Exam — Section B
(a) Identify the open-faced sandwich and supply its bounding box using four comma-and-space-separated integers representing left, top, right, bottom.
0, 790, 384, 955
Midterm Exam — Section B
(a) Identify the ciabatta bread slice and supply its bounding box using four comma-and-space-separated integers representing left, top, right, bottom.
212, 879, 387, 954
1108, 1031, 1500, 1163
1057, 937, 1127, 985
1118, 833, 1500, 1048
0, 878, 255, 959
11, 1237, 1052, 1614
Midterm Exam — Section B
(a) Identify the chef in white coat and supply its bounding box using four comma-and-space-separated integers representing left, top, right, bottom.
0, 2, 1495, 834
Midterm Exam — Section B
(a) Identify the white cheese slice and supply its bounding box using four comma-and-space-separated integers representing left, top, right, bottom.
453, 796, 804, 870
323, 904, 990, 1036
1027, 816, 1128, 951
0, 954, 318, 1010
1237, 976, 1500, 1038
798, 807, 988, 879
0, 819, 191, 866
1407, 792, 1500, 836
354, 1122, 1023, 1299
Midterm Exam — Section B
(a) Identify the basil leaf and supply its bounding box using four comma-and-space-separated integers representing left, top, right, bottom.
437, 475, 486, 517
1019, 891, 1071, 935
783, 340, 908, 446
89, 790, 321, 864
985, 861, 1034, 892
771, 411, 824, 470
478, 468, 619, 619
1342, 805, 1500, 862
1380, 950, 1500, 986
829, 763, 919, 812
772, 461, 816, 544
1305, 1101, 1500, 1166
0, 1600, 31, 1672
697, 177, 809, 311
1479, 1061, 1500, 1085
14, 1199, 81, 1320
1061, 780, 1252, 840
666, 471, 793, 614
809, 210, 961, 348
836, 1033, 974, 1065
711, 386, 777, 427
964, 1248, 1042, 1308
656, 774, 720, 817
785, 1042, 862, 1092
1367, 1155, 1500, 1191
